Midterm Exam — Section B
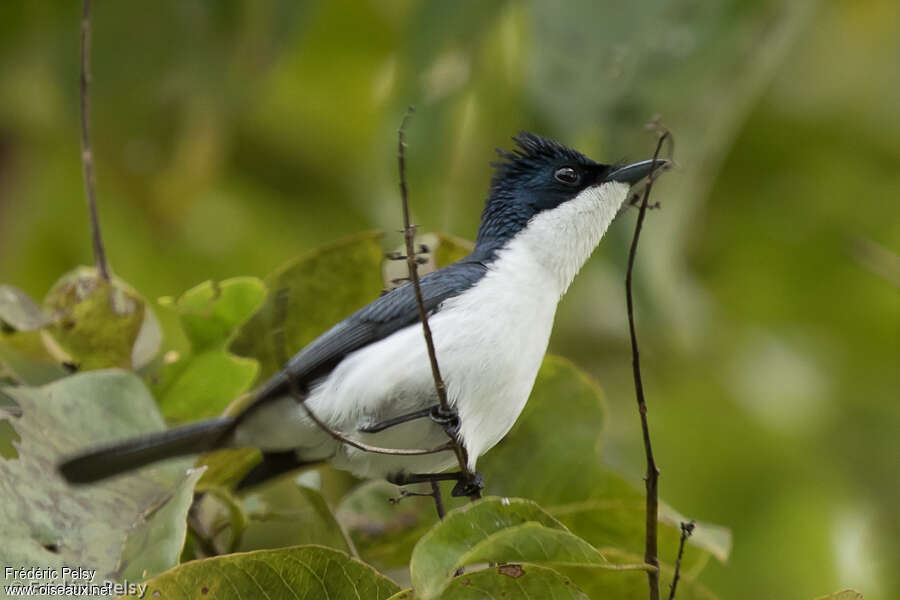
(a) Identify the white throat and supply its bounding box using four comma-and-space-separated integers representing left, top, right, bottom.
499, 181, 629, 297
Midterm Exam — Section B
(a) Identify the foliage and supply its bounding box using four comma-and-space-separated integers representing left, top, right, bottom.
1, 233, 734, 599
1, 2, 894, 597
138, 545, 400, 600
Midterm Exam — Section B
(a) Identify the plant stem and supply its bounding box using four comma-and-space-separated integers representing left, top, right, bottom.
625, 128, 671, 600
397, 107, 481, 500
79, 0, 110, 281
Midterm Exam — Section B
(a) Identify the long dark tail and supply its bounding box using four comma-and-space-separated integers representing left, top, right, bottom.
59, 417, 236, 484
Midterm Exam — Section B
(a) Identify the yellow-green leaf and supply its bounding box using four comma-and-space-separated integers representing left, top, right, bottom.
154, 349, 258, 421
410, 497, 571, 599
42, 267, 157, 370
136, 545, 400, 599
164, 277, 266, 352
389, 564, 590, 600
230, 231, 385, 380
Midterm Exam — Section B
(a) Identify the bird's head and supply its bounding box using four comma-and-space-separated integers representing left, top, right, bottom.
475, 132, 666, 252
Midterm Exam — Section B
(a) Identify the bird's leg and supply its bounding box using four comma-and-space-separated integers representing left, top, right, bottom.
388, 470, 484, 498
357, 406, 436, 434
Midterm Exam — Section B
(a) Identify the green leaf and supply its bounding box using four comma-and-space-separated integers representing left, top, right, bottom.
479, 355, 618, 505
116, 466, 207, 582
549, 501, 716, 579
230, 231, 386, 380
389, 564, 590, 600
457, 522, 639, 571
138, 545, 400, 599
0, 370, 193, 582
0, 284, 49, 330
553, 552, 719, 600
410, 497, 572, 599
154, 349, 258, 421
480, 355, 730, 570
151, 277, 264, 422
235, 478, 353, 554
163, 277, 266, 352
42, 267, 160, 370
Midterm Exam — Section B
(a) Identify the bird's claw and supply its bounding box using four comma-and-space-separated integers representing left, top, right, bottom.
451, 471, 483, 497
430, 406, 461, 436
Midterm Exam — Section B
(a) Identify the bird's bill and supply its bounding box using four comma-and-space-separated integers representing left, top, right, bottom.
606, 158, 671, 185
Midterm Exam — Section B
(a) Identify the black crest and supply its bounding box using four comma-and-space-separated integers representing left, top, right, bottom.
474, 132, 607, 254
491, 131, 594, 188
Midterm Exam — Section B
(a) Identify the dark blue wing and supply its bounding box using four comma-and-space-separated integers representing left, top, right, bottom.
243, 258, 488, 413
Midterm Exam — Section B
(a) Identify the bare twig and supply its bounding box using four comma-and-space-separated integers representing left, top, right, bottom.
430, 479, 446, 519
79, 0, 110, 281
271, 288, 453, 458
625, 126, 671, 600
668, 520, 695, 600
397, 107, 481, 501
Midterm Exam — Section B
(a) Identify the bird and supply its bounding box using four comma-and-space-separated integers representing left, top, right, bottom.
59, 132, 666, 495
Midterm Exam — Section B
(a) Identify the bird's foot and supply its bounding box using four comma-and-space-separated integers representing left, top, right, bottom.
451, 471, 484, 498
388, 470, 483, 498
429, 405, 461, 437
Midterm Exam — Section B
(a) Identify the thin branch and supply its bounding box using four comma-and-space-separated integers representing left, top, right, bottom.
668, 520, 695, 600
625, 126, 671, 600
397, 107, 481, 500
79, 0, 110, 281
291, 383, 455, 457
430, 479, 446, 519
271, 288, 453, 458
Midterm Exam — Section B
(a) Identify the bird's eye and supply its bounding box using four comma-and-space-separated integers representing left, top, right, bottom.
554, 167, 579, 185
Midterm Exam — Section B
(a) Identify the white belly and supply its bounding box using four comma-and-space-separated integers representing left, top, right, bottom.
234, 264, 558, 479
234, 181, 628, 479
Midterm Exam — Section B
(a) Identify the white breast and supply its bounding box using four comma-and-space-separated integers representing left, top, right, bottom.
235, 182, 629, 479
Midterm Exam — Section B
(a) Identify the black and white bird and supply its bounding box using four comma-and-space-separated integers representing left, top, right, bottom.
60, 132, 665, 493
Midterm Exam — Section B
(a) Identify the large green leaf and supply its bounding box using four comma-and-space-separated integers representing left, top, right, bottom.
553, 552, 718, 600
389, 564, 590, 600
138, 545, 400, 599
456, 522, 639, 571
0, 370, 194, 583
479, 355, 617, 505
230, 231, 386, 380
480, 355, 730, 570
116, 467, 207, 582
410, 497, 573, 599
549, 501, 719, 579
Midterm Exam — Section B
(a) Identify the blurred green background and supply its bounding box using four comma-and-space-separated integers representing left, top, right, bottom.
0, 1, 897, 598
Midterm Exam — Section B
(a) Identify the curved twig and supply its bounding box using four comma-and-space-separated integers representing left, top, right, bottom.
625, 125, 671, 600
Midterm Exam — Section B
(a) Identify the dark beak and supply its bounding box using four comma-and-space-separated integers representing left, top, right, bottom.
606, 158, 671, 185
